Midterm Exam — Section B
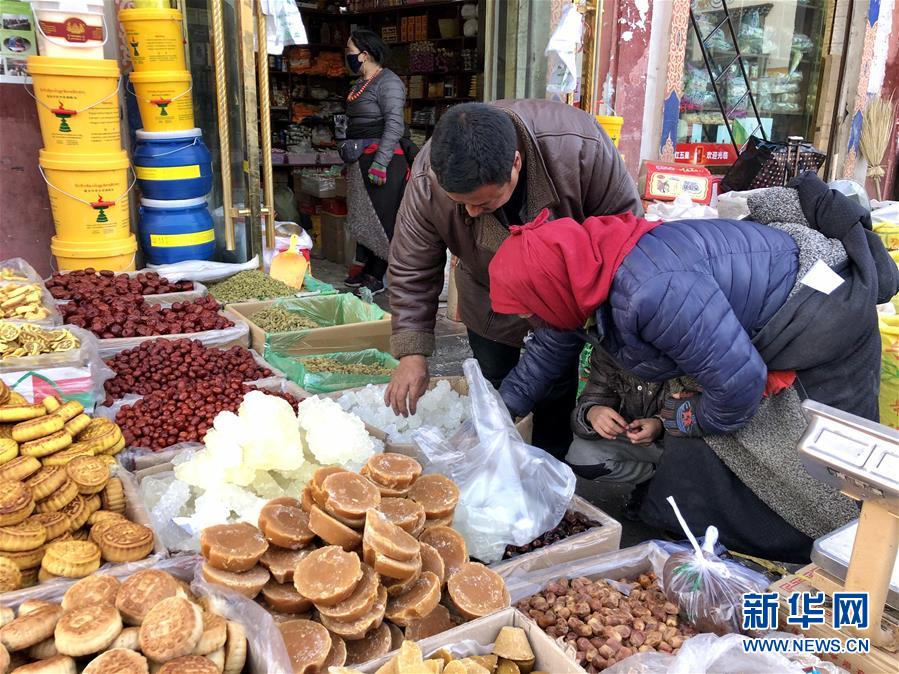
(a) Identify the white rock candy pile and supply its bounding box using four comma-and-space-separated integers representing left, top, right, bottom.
141, 391, 381, 550
337, 380, 471, 443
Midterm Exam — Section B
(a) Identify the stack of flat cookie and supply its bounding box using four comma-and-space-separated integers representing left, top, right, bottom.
0, 405, 155, 589
0, 568, 248, 673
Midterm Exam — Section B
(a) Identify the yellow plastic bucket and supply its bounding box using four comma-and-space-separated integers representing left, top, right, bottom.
874, 221, 899, 251
129, 69, 194, 132
596, 115, 624, 147
39, 149, 133, 242
118, 8, 185, 72
27, 56, 121, 154
51, 235, 138, 272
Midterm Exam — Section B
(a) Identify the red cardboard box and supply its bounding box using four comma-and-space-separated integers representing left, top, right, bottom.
639, 161, 714, 205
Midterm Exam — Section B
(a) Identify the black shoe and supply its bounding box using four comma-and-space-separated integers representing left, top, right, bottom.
357, 275, 385, 296
624, 480, 651, 522
344, 273, 366, 288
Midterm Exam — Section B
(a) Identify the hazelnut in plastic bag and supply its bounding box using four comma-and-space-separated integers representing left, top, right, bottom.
660, 496, 768, 635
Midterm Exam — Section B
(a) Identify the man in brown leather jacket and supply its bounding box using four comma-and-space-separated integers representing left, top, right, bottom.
384, 100, 642, 456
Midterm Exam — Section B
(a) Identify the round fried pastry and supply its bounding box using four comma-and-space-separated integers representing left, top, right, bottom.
54, 603, 122, 656
0, 604, 62, 651
223, 621, 247, 674
99, 477, 125, 513
59, 495, 89, 530
82, 648, 148, 674
115, 569, 181, 625
65, 456, 109, 495
87, 510, 124, 526
0, 555, 21, 591
62, 574, 121, 611
0, 456, 40, 482
27, 636, 58, 659
109, 626, 140, 651
97, 521, 154, 563
19, 429, 72, 458
63, 414, 91, 439
11, 414, 64, 443
23, 466, 66, 502
41, 540, 100, 578
10, 655, 76, 673
277, 619, 331, 674
0, 480, 33, 526
0, 520, 46, 552
192, 611, 227, 656
2, 546, 44, 570
258, 502, 315, 550
200, 522, 268, 572
158, 655, 219, 674
34, 479, 77, 513
27, 512, 69, 540
293, 545, 362, 606
138, 596, 203, 663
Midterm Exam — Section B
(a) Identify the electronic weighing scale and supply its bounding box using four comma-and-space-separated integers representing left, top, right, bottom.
797, 400, 899, 651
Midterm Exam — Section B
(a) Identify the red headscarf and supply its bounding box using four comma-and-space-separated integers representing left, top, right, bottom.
489, 210, 662, 330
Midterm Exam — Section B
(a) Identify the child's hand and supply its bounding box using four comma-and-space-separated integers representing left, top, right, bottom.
586, 406, 627, 440
626, 417, 663, 445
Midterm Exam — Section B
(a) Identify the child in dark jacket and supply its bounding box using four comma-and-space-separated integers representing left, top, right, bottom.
568, 347, 670, 484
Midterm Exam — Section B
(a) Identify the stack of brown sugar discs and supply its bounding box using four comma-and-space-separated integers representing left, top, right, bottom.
0, 568, 248, 673
198, 455, 512, 672
0, 399, 154, 590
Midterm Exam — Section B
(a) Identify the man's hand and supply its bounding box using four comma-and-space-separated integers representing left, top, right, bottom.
385, 355, 429, 417
586, 406, 628, 440
626, 417, 663, 445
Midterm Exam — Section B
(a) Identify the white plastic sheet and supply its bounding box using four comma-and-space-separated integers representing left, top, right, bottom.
545, 3, 583, 95
413, 359, 576, 563
146, 257, 261, 284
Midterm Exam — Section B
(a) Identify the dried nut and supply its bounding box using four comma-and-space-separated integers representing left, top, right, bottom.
630, 630, 646, 647
658, 642, 673, 654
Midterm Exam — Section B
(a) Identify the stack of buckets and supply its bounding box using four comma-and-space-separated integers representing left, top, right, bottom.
28, 0, 137, 271
119, 5, 215, 264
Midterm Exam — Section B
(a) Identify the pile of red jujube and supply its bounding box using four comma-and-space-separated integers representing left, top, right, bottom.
58, 294, 232, 339
115, 376, 301, 450
46, 269, 194, 300
503, 510, 601, 559
103, 338, 273, 405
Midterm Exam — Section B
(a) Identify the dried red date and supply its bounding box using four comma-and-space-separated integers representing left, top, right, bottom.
47, 269, 193, 299
503, 510, 601, 559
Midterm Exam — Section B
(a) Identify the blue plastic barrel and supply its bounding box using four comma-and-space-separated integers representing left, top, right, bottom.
139, 196, 215, 264
133, 128, 212, 200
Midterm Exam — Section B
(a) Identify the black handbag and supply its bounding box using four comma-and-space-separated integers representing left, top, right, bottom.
338, 139, 369, 164
721, 136, 826, 192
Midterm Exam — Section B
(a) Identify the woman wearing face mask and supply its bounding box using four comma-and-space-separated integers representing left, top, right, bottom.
341, 29, 416, 296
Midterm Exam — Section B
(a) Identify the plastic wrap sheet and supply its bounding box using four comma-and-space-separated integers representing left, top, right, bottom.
489, 495, 622, 580
0, 257, 62, 327
0, 554, 289, 674
146, 257, 261, 283
95, 311, 250, 359
262, 294, 386, 353
0, 465, 167, 604
265, 347, 398, 394
0, 325, 113, 409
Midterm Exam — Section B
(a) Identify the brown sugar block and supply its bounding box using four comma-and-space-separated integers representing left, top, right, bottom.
371, 481, 412, 498
258, 546, 312, 584
294, 545, 362, 606
363, 509, 420, 562
62, 574, 121, 611
138, 596, 204, 662
300, 486, 315, 513
54, 603, 123, 656
115, 570, 182, 626
317, 563, 380, 622
418, 527, 468, 579
200, 522, 269, 572
97, 521, 154, 563
419, 542, 446, 587
422, 515, 454, 530
310, 466, 347, 506
385, 571, 441, 628
326, 508, 366, 530
322, 472, 381, 522
258, 502, 315, 550
11, 655, 77, 674
318, 585, 387, 641
261, 579, 313, 614
157, 655, 219, 674
24, 466, 66, 502
82, 648, 148, 674
322, 634, 347, 670
408, 475, 459, 519
388, 623, 404, 650
404, 604, 458, 641
0, 520, 47, 552
362, 454, 422, 490
0, 604, 63, 651
200, 563, 269, 599
308, 505, 362, 552
377, 497, 426, 534
363, 546, 422, 582
278, 619, 331, 674
0, 480, 34, 527
344, 622, 393, 665
192, 611, 227, 656
446, 562, 510, 620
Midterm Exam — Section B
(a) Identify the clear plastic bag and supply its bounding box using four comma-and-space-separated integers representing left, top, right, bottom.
266, 347, 398, 393
413, 359, 576, 563
95, 312, 250, 359
0, 257, 43, 284
0, 257, 63, 327
601, 632, 848, 674
0, 324, 113, 409
146, 256, 261, 283
660, 497, 769, 635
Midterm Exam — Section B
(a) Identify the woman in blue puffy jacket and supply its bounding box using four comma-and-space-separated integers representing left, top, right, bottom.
489, 174, 897, 561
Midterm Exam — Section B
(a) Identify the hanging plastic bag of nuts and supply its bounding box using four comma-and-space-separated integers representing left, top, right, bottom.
660, 497, 769, 636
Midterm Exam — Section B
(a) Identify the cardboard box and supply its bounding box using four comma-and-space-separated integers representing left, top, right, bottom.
322, 212, 348, 264
768, 565, 899, 674
358, 608, 585, 673
299, 174, 338, 198
638, 160, 714, 205
223, 297, 392, 356
490, 495, 622, 579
